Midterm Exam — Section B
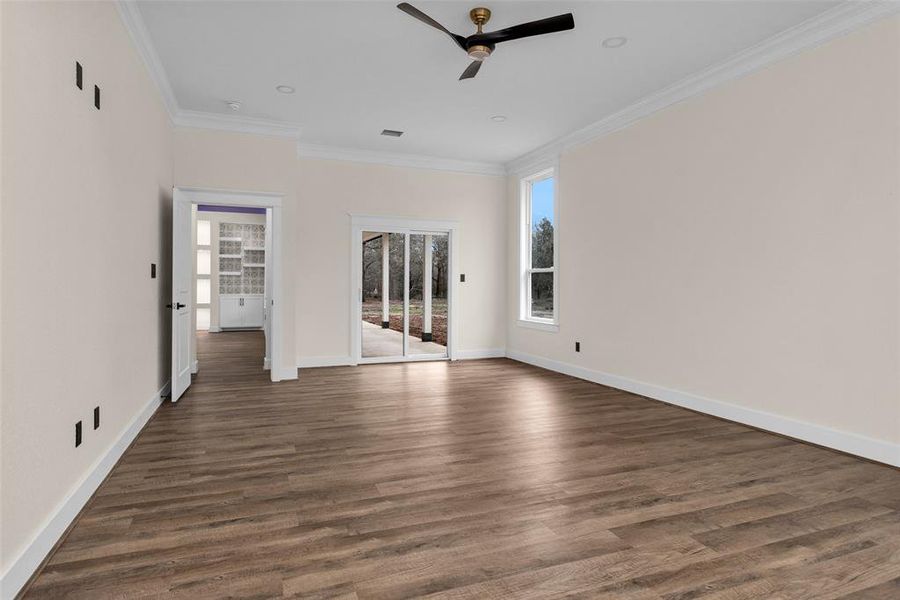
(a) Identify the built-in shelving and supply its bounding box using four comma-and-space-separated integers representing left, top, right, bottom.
218, 222, 266, 295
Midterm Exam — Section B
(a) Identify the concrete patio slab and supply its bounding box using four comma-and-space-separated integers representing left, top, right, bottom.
361, 320, 446, 358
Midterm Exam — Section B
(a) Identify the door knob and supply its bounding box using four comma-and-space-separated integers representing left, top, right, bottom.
166, 302, 186, 310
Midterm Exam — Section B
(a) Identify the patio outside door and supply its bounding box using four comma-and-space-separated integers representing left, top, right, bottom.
360, 230, 449, 362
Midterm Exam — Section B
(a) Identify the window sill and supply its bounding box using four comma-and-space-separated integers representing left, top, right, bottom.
517, 319, 559, 333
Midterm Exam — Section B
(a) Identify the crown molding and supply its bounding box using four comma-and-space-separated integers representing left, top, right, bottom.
297, 143, 507, 176
116, 1, 303, 138
118, 0, 899, 173
174, 110, 303, 138
506, 0, 900, 175
115, 0, 179, 119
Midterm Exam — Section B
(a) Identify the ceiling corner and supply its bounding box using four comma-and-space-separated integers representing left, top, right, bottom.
115, 0, 180, 120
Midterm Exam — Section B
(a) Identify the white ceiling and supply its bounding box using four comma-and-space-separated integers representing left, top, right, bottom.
136, 0, 841, 165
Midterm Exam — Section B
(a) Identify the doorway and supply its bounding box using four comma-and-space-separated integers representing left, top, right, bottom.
351, 215, 459, 364
172, 188, 286, 402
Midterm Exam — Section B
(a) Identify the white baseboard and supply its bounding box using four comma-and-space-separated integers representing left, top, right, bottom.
263, 357, 271, 370
274, 366, 299, 380
0, 381, 170, 600
455, 348, 506, 360
297, 355, 354, 369
507, 350, 900, 468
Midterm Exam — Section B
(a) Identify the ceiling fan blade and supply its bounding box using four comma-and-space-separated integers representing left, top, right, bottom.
470, 13, 574, 45
459, 60, 483, 80
397, 3, 466, 51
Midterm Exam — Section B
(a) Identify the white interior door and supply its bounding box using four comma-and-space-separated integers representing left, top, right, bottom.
171, 196, 193, 401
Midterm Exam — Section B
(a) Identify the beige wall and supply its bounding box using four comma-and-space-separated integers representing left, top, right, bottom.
173, 129, 508, 363
295, 159, 507, 360
1, 0, 173, 580
508, 17, 900, 450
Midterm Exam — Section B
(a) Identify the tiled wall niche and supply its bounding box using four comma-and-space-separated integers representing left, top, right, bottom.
219, 222, 266, 295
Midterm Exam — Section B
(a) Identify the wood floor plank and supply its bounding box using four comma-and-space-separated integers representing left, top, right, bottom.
21, 331, 900, 599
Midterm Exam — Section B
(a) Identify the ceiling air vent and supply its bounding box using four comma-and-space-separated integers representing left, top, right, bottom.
381, 129, 403, 137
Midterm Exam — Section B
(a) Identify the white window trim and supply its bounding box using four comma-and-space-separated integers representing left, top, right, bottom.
518, 165, 559, 331
195, 219, 212, 331
196, 222, 211, 307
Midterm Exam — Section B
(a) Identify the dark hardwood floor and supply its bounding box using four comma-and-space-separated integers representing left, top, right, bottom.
23, 331, 900, 598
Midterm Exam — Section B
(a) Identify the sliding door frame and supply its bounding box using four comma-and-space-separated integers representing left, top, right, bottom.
350, 214, 459, 365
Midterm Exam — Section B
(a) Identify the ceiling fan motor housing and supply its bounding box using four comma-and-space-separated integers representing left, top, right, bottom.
467, 43, 493, 60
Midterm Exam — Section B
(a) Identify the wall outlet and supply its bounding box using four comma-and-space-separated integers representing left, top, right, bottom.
575, 341, 581, 352
151, 263, 157, 279
460, 273, 466, 282
75, 421, 82, 447
93, 406, 100, 430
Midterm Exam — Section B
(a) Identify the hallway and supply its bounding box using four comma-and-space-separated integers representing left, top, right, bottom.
193, 330, 269, 386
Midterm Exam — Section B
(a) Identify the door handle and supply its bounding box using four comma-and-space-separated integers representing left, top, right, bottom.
166, 302, 186, 310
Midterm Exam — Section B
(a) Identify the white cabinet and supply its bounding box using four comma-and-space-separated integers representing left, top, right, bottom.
242, 296, 265, 328
219, 297, 242, 328
219, 295, 264, 329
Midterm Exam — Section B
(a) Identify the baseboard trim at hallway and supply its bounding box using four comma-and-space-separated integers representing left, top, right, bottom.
298, 356, 354, 369
275, 366, 299, 380
506, 350, 900, 468
0, 381, 171, 600
455, 348, 506, 360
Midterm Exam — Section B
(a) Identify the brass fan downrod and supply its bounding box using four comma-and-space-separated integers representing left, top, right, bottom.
469, 7, 491, 33
467, 7, 493, 61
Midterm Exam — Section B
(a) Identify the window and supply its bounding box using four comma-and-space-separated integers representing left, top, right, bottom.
196, 220, 211, 331
520, 168, 557, 328
196, 219, 211, 246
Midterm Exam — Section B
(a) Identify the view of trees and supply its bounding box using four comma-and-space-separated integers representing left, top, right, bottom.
361, 233, 449, 345
362, 234, 448, 302
530, 217, 554, 316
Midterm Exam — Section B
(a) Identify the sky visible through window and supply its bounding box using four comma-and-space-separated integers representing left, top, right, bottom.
532, 177, 554, 228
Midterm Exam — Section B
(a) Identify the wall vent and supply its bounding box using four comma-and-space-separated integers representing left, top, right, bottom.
381, 129, 403, 137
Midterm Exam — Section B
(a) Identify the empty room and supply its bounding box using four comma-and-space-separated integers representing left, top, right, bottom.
2, 1, 899, 598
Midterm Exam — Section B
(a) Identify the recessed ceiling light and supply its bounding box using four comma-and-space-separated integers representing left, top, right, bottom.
602, 37, 628, 49
381, 129, 403, 137
225, 100, 242, 111
490, 115, 507, 122
275, 85, 295, 94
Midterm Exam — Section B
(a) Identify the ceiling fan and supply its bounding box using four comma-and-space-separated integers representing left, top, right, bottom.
397, 3, 575, 80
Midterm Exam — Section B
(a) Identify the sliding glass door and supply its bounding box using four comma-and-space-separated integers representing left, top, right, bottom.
360, 230, 449, 362
407, 233, 448, 358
